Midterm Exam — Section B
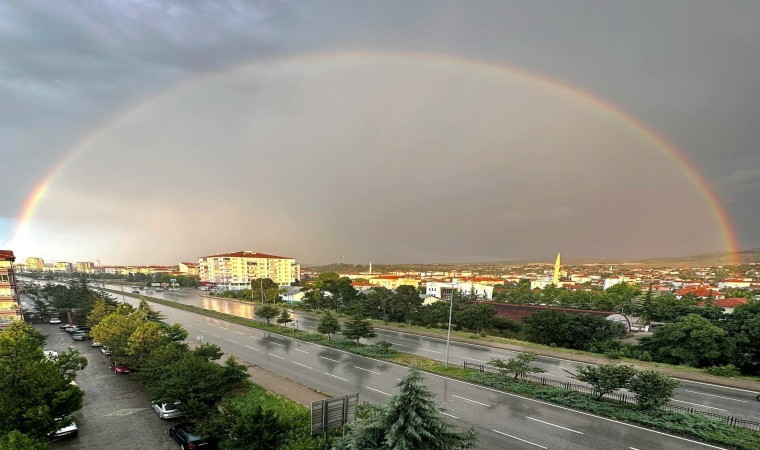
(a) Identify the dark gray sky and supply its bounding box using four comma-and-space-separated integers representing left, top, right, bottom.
2, 1, 759, 265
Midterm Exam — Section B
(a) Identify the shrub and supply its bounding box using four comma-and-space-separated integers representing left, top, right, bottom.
638, 351, 652, 362
705, 364, 741, 377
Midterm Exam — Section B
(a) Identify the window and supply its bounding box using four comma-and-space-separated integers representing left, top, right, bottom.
0, 274, 8, 283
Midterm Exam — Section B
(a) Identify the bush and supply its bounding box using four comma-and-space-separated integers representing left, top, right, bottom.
705, 364, 741, 377
638, 351, 652, 362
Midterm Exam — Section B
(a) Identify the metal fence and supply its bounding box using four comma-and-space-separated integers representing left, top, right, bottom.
462, 360, 760, 432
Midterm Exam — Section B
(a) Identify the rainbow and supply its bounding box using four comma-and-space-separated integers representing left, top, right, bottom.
3, 51, 741, 262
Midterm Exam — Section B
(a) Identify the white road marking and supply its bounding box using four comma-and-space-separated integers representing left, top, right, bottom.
232, 330, 245, 335
267, 353, 285, 360
526, 417, 584, 434
680, 379, 759, 393
366, 386, 391, 396
210, 333, 220, 338
683, 390, 749, 403
269, 342, 286, 347
441, 412, 459, 419
354, 366, 382, 375
492, 430, 547, 449
293, 361, 313, 370
295, 348, 310, 354
197, 328, 208, 333
324, 372, 349, 382
465, 357, 489, 363
319, 356, 341, 363
671, 400, 728, 411
452, 394, 490, 407
243, 345, 258, 351
630, 447, 641, 450
226, 339, 239, 344
420, 348, 443, 354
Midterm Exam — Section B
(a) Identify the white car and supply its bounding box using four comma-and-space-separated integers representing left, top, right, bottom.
101, 346, 111, 356
52, 418, 78, 440
49, 318, 62, 324
44, 350, 59, 360
152, 401, 184, 419
91, 341, 103, 347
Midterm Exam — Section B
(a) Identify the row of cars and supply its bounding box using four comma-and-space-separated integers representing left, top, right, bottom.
56, 320, 215, 449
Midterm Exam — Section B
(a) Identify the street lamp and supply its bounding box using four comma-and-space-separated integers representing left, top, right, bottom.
293, 320, 300, 335
444, 287, 454, 368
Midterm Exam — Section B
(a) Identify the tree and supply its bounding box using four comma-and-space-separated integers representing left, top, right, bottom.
276, 307, 293, 328
86, 298, 115, 326
489, 352, 546, 379
388, 285, 423, 323
29, 296, 51, 322
317, 311, 341, 340
454, 303, 496, 333
0, 431, 47, 450
335, 368, 477, 450
364, 287, 395, 320
522, 310, 626, 350
255, 304, 279, 325
343, 314, 377, 346
146, 346, 249, 423
568, 364, 637, 399
722, 300, 760, 374
628, 370, 680, 410
640, 314, 735, 367
0, 322, 85, 440
90, 311, 142, 360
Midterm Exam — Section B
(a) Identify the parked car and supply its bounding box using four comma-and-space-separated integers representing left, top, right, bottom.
169, 423, 216, 450
101, 346, 112, 356
62, 324, 78, 332
51, 418, 78, 440
152, 401, 184, 419
43, 350, 59, 360
110, 361, 131, 374
71, 332, 91, 341
49, 317, 62, 324
91, 340, 103, 347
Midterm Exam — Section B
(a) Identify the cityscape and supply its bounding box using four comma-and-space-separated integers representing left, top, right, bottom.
2, 2, 760, 450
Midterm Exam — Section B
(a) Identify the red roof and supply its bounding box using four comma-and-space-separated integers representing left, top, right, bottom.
676, 286, 721, 298
0, 250, 15, 261
181, 262, 198, 267
712, 298, 749, 308
351, 282, 373, 287
200, 251, 291, 259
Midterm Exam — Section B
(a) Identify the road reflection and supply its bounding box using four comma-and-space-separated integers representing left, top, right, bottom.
200, 297, 256, 319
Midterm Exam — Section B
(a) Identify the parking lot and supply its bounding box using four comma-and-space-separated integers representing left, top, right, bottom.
35, 323, 177, 450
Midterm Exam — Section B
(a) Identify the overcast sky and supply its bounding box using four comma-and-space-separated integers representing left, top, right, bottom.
2, 1, 759, 265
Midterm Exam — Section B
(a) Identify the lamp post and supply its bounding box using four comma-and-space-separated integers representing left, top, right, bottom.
293, 320, 300, 335
444, 287, 454, 368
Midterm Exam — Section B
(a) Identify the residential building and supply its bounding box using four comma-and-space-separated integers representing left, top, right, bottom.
178, 262, 199, 277
25, 257, 45, 272
198, 251, 300, 290
367, 275, 419, 290
718, 278, 754, 289
75, 262, 95, 273
425, 281, 494, 300
0, 250, 22, 328
53, 262, 73, 273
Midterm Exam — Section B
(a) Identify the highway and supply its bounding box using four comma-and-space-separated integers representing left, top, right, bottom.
106, 284, 760, 422
99, 288, 735, 450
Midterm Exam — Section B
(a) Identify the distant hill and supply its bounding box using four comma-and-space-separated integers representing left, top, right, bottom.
305, 249, 760, 273
637, 248, 760, 267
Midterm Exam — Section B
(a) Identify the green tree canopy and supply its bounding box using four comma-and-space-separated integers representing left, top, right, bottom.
0, 322, 86, 440
317, 311, 341, 340
640, 314, 735, 367
342, 314, 377, 346
628, 370, 680, 410
276, 308, 293, 328
255, 304, 279, 325
568, 364, 637, 399
489, 352, 546, 379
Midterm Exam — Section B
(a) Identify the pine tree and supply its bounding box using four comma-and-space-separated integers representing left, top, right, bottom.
276, 308, 293, 328
342, 314, 376, 346
317, 311, 341, 340
335, 368, 477, 450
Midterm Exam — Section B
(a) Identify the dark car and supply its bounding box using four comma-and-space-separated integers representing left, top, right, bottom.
71, 332, 91, 341
109, 361, 132, 374
169, 423, 217, 450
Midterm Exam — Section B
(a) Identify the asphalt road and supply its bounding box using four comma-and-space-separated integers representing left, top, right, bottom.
102, 289, 733, 450
106, 284, 760, 422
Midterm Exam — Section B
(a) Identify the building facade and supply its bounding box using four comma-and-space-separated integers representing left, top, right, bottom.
178, 262, 200, 277
198, 251, 300, 290
53, 262, 73, 273
75, 262, 95, 273
0, 250, 22, 328
25, 257, 45, 272
367, 275, 419, 290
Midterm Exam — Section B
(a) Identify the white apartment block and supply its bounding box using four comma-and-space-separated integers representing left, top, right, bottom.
425, 281, 494, 301
198, 251, 300, 290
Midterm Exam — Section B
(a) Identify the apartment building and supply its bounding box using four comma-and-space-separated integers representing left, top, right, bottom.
178, 262, 200, 277
198, 251, 300, 290
0, 250, 22, 328
53, 262, 73, 273
25, 257, 45, 272
75, 262, 95, 273
367, 275, 420, 290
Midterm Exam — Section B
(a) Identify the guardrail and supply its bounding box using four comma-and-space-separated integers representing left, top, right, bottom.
462, 360, 760, 432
